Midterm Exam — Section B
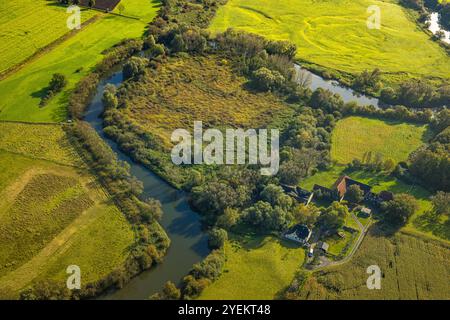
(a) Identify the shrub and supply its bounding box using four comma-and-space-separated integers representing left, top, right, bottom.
123, 57, 149, 80
208, 228, 228, 249
252, 67, 285, 91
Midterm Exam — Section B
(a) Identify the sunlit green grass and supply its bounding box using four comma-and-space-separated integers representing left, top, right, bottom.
209, 0, 450, 85
0, 150, 134, 296
34, 202, 134, 286
0, 122, 83, 167
0, 0, 160, 122
199, 236, 305, 300
0, 0, 96, 73
331, 116, 430, 164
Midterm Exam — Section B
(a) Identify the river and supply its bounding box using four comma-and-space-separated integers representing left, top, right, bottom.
84, 70, 210, 300
294, 65, 382, 107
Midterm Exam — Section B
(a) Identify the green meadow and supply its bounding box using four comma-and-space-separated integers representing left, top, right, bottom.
199, 236, 305, 300
331, 116, 430, 164
209, 0, 450, 85
0, 0, 160, 122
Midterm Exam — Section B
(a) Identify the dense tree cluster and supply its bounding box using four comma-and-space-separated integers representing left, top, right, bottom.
40, 73, 67, 106
316, 202, 349, 234
431, 191, 450, 216
381, 193, 418, 228
345, 185, 364, 204
123, 56, 149, 80
381, 79, 450, 109
208, 227, 228, 249
348, 151, 396, 173
342, 102, 433, 124
352, 69, 381, 93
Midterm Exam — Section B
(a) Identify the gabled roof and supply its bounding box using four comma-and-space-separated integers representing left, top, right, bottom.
333, 175, 372, 199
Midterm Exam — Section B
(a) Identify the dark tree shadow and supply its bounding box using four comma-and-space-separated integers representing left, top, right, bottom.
413, 211, 450, 241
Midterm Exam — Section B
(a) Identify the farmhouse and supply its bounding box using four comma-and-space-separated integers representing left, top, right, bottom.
281, 184, 314, 205
284, 224, 312, 245
333, 175, 372, 201
311, 175, 397, 211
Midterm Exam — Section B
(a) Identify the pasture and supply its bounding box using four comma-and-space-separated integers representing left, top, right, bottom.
123, 55, 293, 148
209, 0, 450, 85
0, 0, 96, 74
299, 229, 450, 299
199, 236, 305, 300
0, 0, 160, 122
0, 123, 134, 297
331, 116, 429, 164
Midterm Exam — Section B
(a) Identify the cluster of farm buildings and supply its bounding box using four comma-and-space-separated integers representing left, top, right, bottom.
282, 175, 394, 249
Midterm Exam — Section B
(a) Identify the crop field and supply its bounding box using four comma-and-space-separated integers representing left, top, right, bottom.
0, 0, 96, 74
0, 169, 93, 278
209, 0, 450, 85
298, 165, 447, 241
331, 116, 429, 164
0, 0, 160, 122
0, 124, 135, 297
299, 229, 450, 299
123, 55, 294, 148
199, 236, 305, 300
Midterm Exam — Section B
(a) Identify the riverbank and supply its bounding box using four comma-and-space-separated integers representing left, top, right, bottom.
84, 69, 209, 300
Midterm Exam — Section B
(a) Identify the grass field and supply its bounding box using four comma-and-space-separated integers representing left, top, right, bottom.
0, 122, 83, 167
209, 0, 450, 85
331, 116, 430, 164
0, 123, 135, 297
0, 0, 160, 122
0, 0, 96, 74
299, 229, 450, 299
199, 236, 305, 300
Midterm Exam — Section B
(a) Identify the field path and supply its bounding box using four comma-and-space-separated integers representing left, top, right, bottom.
0, 165, 85, 216
310, 214, 371, 271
